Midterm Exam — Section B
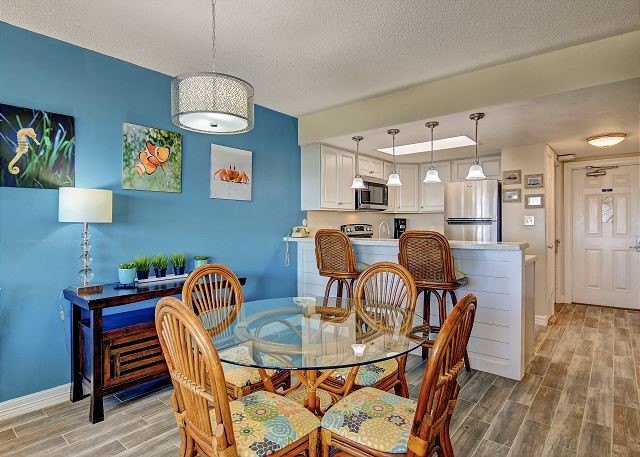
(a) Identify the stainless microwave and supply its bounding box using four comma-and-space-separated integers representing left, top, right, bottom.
356, 177, 388, 210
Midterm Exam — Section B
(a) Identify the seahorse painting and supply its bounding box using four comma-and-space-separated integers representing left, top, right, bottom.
7, 128, 40, 175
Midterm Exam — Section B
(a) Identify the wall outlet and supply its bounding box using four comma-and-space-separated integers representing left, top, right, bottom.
523, 215, 535, 226
59, 305, 65, 321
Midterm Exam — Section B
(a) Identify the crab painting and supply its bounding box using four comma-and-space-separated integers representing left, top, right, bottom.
213, 164, 250, 184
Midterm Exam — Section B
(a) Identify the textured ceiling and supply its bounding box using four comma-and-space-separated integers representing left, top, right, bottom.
1, 0, 638, 116
323, 79, 640, 161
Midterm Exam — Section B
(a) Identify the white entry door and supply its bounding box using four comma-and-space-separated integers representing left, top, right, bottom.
572, 164, 639, 309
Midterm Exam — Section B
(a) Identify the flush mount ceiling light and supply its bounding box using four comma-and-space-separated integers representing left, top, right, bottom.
386, 129, 402, 187
376, 135, 476, 155
586, 133, 627, 148
466, 113, 486, 181
171, 0, 254, 135
423, 121, 441, 183
351, 136, 366, 189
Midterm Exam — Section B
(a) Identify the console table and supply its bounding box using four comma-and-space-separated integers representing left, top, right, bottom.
63, 276, 246, 423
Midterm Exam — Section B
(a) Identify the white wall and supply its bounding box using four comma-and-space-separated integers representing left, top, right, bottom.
501, 144, 548, 318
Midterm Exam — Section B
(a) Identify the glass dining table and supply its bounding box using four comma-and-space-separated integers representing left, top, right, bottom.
206, 296, 429, 415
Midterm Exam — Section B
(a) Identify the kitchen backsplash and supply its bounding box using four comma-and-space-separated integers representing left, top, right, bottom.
306, 211, 445, 238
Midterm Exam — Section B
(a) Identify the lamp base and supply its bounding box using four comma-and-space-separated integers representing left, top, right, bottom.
74, 283, 104, 295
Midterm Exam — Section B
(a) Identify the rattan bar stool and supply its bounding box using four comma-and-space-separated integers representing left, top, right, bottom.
398, 230, 471, 370
315, 229, 361, 298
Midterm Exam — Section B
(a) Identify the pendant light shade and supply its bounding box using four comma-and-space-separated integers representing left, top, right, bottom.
423, 121, 441, 183
386, 129, 402, 187
466, 113, 486, 180
351, 136, 367, 189
171, 0, 254, 135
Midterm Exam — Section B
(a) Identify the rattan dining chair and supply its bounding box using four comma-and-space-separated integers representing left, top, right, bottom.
315, 229, 361, 298
320, 294, 477, 457
182, 264, 290, 399
399, 230, 471, 370
321, 262, 418, 400
155, 297, 320, 457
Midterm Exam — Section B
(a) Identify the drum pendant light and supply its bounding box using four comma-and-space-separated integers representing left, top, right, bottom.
350, 136, 366, 189
466, 113, 486, 180
423, 121, 441, 183
171, 0, 254, 134
386, 129, 402, 187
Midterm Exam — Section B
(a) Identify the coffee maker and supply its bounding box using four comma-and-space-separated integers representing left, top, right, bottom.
393, 218, 407, 239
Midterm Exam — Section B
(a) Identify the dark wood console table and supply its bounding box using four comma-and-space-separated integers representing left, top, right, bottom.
63, 277, 246, 423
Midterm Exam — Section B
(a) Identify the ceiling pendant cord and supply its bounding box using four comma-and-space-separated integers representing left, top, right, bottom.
424, 121, 441, 183
386, 129, 402, 187
351, 136, 366, 189
466, 113, 486, 180
210, 0, 216, 72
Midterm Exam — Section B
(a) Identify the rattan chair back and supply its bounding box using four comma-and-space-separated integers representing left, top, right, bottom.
155, 297, 235, 456
399, 230, 458, 288
314, 229, 358, 277
181, 264, 244, 338
407, 294, 477, 456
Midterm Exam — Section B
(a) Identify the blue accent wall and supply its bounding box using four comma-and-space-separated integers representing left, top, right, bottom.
0, 23, 302, 402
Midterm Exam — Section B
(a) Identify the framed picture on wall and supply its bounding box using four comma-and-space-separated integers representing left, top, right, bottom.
525, 194, 545, 209
210, 144, 252, 201
502, 188, 522, 203
502, 170, 521, 185
525, 174, 544, 188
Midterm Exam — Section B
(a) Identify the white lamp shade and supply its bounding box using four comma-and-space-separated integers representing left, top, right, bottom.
466, 163, 486, 180
351, 176, 366, 189
423, 168, 441, 183
387, 172, 402, 187
59, 187, 113, 223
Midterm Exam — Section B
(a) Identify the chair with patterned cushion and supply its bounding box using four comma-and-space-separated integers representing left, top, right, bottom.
321, 262, 417, 400
398, 230, 471, 370
315, 229, 361, 298
182, 264, 290, 399
155, 296, 320, 457
320, 294, 477, 457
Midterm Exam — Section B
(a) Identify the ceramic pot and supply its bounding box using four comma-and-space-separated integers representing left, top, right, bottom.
154, 268, 167, 278
136, 269, 149, 280
194, 259, 208, 268
118, 268, 136, 285
173, 266, 185, 275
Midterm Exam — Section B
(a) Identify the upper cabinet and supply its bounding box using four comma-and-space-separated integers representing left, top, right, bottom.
358, 156, 384, 179
419, 161, 451, 213
301, 144, 355, 210
451, 156, 501, 181
396, 164, 420, 212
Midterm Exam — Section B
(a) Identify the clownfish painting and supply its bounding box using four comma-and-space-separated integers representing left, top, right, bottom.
133, 142, 171, 176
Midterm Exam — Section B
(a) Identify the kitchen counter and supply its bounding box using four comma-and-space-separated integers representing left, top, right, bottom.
285, 236, 536, 380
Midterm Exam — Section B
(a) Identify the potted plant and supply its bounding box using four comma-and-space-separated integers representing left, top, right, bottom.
133, 255, 152, 280
170, 252, 188, 275
193, 255, 209, 269
152, 253, 169, 278
118, 263, 137, 285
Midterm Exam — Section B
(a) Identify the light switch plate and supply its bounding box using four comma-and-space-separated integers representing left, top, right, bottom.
523, 215, 535, 226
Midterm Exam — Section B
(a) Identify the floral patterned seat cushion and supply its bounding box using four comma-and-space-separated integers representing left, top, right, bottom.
321, 387, 417, 454
219, 345, 279, 388
330, 358, 398, 386
211, 390, 320, 457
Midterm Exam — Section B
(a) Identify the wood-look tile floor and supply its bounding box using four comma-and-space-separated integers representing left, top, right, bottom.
1, 303, 638, 456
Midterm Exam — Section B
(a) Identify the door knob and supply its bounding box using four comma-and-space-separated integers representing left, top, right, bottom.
547, 245, 553, 249
630, 245, 640, 252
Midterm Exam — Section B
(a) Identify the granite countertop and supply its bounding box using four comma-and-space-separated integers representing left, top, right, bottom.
284, 237, 529, 251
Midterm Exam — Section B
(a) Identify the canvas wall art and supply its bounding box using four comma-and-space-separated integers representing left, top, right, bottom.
210, 144, 252, 201
122, 123, 182, 192
0, 103, 75, 189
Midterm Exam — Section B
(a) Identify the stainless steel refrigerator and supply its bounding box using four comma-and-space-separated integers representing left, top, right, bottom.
444, 180, 501, 242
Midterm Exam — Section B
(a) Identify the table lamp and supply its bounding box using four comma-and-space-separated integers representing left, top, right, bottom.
59, 187, 113, 294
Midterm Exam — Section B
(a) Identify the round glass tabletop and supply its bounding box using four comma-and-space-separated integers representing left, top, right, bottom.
205, 296, 429, 371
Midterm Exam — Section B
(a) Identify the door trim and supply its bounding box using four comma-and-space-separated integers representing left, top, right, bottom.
563, 156, 640, 304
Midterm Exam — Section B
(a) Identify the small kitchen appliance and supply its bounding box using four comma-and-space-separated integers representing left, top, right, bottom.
341, 223, 373, 238
394, 218, 407, 239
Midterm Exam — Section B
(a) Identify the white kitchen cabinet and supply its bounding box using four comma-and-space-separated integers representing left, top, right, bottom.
419, 161, 450, 212
358, 156, 384, 179
383, 161, 396, 212
301, 143, 355, 210
396, 164, 420, 212
451, 156, 501, 181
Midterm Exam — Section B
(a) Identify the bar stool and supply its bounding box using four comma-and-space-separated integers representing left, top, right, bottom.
398, 230, 471, 370
315, 229, 360, 298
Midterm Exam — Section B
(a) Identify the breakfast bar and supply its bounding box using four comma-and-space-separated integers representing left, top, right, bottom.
286, 237, 536, 380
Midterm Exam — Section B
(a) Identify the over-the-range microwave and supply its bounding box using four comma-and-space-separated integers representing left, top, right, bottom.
355, 177, 388, 211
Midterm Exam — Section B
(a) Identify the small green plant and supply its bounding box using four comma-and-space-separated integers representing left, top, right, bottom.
119, 262, 135, 269
133, 255, 152, 271
170, 252, 188, 267
193, 255, 209, 261
152, 253, 169, 269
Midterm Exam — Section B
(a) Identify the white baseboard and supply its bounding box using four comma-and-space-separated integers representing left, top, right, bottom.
0, 383, 70, 421
535, 315, 550, 326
